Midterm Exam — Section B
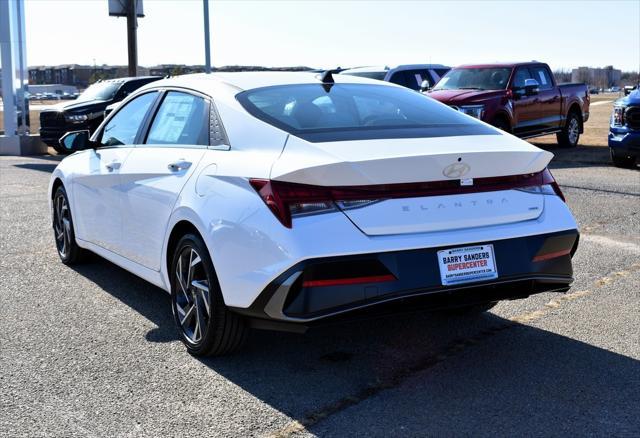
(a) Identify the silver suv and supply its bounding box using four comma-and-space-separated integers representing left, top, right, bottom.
339, 64, 450, 91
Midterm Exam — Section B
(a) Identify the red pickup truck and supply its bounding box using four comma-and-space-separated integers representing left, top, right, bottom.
427, 62, 590, 147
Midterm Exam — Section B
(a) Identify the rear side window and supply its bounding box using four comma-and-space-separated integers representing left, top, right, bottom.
530, 66, 553, 90
390, 70, 431, 91
237, 83, 496, 142
146, 91, 208, 146
99, 92, 157, 147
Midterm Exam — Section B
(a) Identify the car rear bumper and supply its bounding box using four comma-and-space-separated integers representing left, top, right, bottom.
609, 129, 640, 155
231, 229, 579, 326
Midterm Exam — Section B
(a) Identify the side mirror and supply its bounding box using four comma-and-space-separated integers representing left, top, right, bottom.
59, 130, 93, 152
420, 79, 432, 92
523, 78, 540, 96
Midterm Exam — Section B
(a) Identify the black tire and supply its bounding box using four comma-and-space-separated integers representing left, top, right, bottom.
447, 301, 498, 315
170, 233, 248, 357
556, 112, 581, 148
492, 117, 511, 133
610, 149, 637, 169
52, 186, 87, 264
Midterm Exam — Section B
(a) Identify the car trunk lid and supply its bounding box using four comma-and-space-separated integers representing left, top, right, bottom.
269, 134, 553, 235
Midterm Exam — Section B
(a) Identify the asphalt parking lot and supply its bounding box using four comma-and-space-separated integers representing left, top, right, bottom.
0, 148, 638, 437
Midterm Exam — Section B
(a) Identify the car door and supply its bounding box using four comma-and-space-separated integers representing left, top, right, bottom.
529, 65, 562, 130
117, 90, 210, 270
72, 91, 159, 252
510, 67, 540, 135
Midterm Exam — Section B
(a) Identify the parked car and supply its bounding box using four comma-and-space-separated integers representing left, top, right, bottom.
427, 62, 590, 147
340, 64, 450, 91
589, 87, 599, 95
39, 76, 161, 154
624, 84, 638, 96
609, 89, 639, 168
50, 72, 579, 356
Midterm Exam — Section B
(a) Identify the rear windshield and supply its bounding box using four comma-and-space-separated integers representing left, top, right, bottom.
433, 68, 512, 91
237, 84, 496, 142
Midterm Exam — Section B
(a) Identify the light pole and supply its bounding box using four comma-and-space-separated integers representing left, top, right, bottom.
203, 0, 211, 73
127, 0, 138, 76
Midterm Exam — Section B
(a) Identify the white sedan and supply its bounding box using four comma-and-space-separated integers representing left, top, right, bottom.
50, 71, 579, 356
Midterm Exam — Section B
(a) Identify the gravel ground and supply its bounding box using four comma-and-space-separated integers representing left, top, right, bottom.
0, 149, 638, 437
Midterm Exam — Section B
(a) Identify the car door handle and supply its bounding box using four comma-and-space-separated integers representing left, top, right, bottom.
168, 160, 192, 171
105, 161, 121, 171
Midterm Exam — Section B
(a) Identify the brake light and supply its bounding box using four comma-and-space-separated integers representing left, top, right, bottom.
541, 168, 566, 202
249, 179, 337, 228
250, 167, 565, 228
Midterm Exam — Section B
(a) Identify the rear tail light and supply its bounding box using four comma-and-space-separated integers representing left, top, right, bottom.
250, 167, 565, 228
516, 169, 565, 201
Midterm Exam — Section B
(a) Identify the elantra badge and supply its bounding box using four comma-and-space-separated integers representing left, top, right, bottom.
442, 162, 470, 179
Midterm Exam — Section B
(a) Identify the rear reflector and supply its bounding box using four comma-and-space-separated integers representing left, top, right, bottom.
532, 248, 572, 262
302, 274, 396, 288
250, 168, 565, 228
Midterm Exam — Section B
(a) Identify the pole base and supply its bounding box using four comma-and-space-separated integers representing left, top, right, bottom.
0, 134, 49, 156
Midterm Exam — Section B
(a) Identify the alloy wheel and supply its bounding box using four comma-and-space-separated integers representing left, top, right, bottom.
568, 118, 579, 145
174, 247, 211, 344
53, 193, 71, 258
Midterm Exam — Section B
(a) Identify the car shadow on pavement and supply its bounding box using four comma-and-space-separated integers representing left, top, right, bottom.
71, 255, 639, 435
207, 312, 640, 436
69, 255, 178, 343
14, 162, 59, 173
534, 144, 624, 170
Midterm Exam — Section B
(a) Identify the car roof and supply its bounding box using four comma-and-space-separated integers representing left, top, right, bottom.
454, 62, 547, 69
135, 71, 402, 105
94, 76, 160, 85
340, 64, 449, 74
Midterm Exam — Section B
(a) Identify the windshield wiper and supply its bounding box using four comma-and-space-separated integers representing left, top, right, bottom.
458, 87, 485, 90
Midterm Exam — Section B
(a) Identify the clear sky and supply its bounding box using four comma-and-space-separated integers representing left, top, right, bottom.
23, 0, 640, 71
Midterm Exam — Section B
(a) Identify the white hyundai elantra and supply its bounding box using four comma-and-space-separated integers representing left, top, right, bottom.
50, 71, 579, 356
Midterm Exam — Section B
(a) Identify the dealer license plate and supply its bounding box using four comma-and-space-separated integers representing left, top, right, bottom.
437, 244, 498, 286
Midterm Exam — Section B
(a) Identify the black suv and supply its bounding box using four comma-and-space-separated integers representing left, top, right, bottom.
40, 76, 161, 153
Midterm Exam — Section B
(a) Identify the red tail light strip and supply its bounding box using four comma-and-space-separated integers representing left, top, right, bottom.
302, 274, 396, 288
250, 168, 565, 228
532, 248, 572, 262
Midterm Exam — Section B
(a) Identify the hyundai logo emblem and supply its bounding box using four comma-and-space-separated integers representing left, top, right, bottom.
442, 162, 471, 178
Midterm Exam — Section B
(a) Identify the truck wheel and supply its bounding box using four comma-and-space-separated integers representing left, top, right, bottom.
492, 118, 511, 133
557, 112, 581, 148
610, 149, 637, 169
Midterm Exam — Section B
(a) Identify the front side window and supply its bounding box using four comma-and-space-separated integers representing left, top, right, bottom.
512, 68, 533, 89
237, 83, 496, 142
433, 68, 512, 91
146, 91, 208, 146
99, 92, 157, 147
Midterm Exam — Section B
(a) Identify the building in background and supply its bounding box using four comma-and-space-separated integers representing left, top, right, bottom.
28, 64, 150, 88
571, 66, 622, 89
